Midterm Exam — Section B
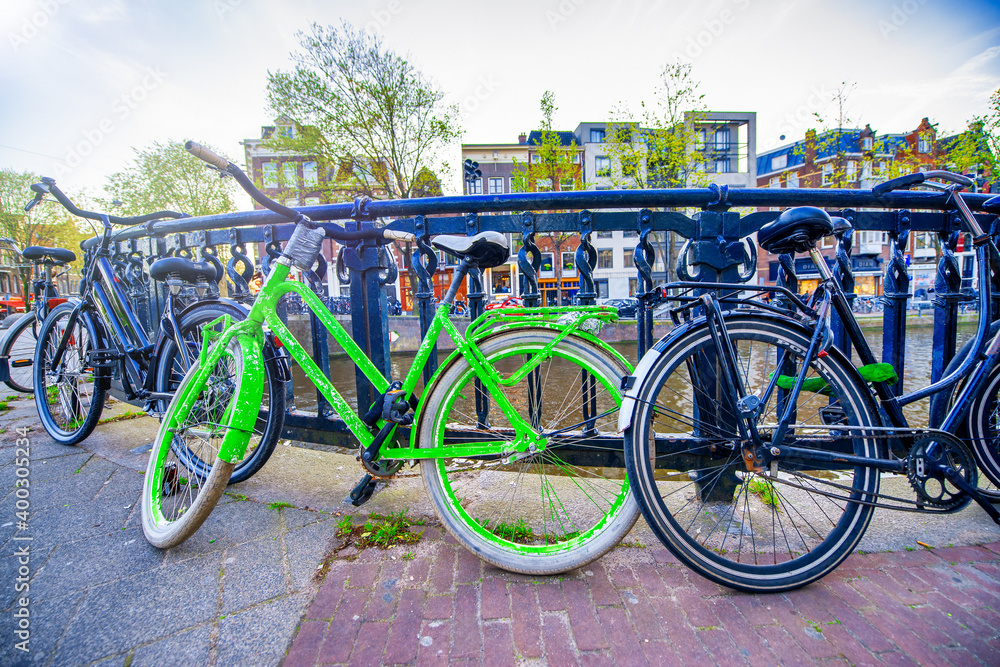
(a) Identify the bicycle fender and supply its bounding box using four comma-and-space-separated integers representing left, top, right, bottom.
217, 333, 266, 464
0, 312, 29, 333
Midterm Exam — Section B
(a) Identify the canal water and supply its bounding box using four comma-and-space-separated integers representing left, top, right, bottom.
289, 322, 974, 429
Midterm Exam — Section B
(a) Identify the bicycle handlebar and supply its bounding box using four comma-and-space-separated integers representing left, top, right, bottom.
184, 140, 415, 245
873, 170, 974, 196
26, 178, 188, 226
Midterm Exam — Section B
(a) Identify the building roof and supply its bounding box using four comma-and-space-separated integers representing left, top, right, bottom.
756, 128, 909, 176
526, 130, 579, 147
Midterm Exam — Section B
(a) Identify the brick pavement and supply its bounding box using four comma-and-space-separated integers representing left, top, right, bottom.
285, 527, 1000, 666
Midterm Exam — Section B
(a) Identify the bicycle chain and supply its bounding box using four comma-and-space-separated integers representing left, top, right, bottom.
757, 424, 978, 514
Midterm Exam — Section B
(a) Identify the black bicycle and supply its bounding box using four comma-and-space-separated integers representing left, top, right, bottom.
0, 237, 73, 392
27, 178, 288, 483
622, 171, 1000, 592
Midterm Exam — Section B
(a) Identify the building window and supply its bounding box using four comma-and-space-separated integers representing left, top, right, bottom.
597, 249, 614, 269
623, 250, 634, 268
862, 136, 873, 150
590, 128, 605, 143
488, 177, 504, 194
303, 161, 318, 187
918, 134, 931, 153
597, 231, 613, 239
769, 176, 781, 188
772, 154, 787, 170
540, 253, 555, 274
695, 129, 706, 150
623, 230, 638, 237
536, 178, 553, 192
715, 158, 731, 173
468, 177, 482, 194
787, 172, 799, 188
304, 196, 320, 206
595, 156, 611, 177
822, 163, 833, 186
562, 252, 576, 274
282, 162, 298, 188
714, 127, 730, 150
262, 161, 278, 188
861, 161, 873, 180
846, 160, 857, 181
572, 153, 580, 163
560, 178, 575, 191
629, 277, 638, 296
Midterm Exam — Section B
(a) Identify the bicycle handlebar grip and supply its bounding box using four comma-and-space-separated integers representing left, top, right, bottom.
184, 141, 230, 170
872, 173, 925, 196
382, 229, 416, 243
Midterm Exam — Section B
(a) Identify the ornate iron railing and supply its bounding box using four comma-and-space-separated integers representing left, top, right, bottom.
81, 186, 1000, 447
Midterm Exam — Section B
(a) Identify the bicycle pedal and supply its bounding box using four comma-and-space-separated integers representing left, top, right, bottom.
347, 473, 377, 507
86, 348, 118, 368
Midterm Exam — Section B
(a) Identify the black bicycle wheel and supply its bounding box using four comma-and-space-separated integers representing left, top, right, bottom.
153, 303, 285, 484
2, 313, 37, 393
33, 303, 106, 445
624, 315, 880, 593
929, 320, 1000, 502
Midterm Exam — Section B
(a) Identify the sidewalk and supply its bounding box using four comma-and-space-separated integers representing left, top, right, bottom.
1, 391, 999, 666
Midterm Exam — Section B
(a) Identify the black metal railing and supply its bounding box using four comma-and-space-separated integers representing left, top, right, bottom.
82, 186, 1000, 447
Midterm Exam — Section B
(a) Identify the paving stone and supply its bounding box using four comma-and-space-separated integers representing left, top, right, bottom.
285, 519, 336, 592
221, 536, 288, 614
160, 499, 283, 562
0, 591, 83, 667
29, 526, 164, 602
130, 622, 213, 667
54, 554, 222, 664
27, 495, 134, 550
216, 593, 310, 667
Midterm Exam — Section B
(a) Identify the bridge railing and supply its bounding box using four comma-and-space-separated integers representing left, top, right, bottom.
81, 186, 1000, 448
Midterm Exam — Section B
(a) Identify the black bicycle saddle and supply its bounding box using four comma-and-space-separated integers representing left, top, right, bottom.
757, 207, 834, 254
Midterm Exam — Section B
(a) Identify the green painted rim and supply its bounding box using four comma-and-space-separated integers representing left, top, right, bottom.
431, 342, 629, 556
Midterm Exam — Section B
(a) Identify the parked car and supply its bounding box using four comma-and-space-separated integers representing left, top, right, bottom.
601, 297, 639, 318
485, 296, 524, 310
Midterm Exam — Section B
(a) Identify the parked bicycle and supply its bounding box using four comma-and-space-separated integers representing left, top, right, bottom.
140, 142, 639, 576
852, 294, 883, 314
0, 237, 72, 392
621, 171, 1000, 592
27, 178, 287, 484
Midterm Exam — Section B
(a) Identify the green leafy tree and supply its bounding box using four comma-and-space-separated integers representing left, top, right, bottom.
0, 168, 91, 294
102, 140, 238, 217
602, 61, 709, 282
603, 61, 708, 190
266, 21, 461, 201
944, 88, 1000, 188
511, 91, 581, 304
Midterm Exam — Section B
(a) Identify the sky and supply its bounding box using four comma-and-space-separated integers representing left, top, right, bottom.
2, 0, 999, 202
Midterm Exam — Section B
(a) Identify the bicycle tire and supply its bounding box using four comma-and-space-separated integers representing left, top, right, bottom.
153, 303, 285, 484
2, 312, 37, 392
142, 334, 261, 548
624, 315, 880, 593
32, 303, 106, 445
418, 329, 639, 575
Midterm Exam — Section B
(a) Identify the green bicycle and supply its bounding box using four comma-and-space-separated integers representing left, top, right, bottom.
140, 142, 639, 575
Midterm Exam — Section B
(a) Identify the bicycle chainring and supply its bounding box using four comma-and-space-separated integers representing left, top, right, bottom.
361, 456, 404, 478
906, 433, 976, 511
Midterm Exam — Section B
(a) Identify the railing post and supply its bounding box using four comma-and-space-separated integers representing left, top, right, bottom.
227, 228, 253, 300
882, 209, 911, 396
634, 209, 655, 356
932, 217, 963, 384
412, 215, 439, 384
465, 213, 486, 320
264, 225, 294, 408
833, 209, 856, 363
576, 211, 597, 306
518, 212, 541, 307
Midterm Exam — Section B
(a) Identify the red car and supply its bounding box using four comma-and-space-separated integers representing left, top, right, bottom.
485, 296, 523, 310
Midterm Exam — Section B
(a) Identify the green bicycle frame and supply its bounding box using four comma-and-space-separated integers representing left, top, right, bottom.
206, 259, 626, 464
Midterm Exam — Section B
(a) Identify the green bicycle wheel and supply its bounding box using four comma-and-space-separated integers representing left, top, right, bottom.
142, 334, 263, 549
419, 329, 639, 575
